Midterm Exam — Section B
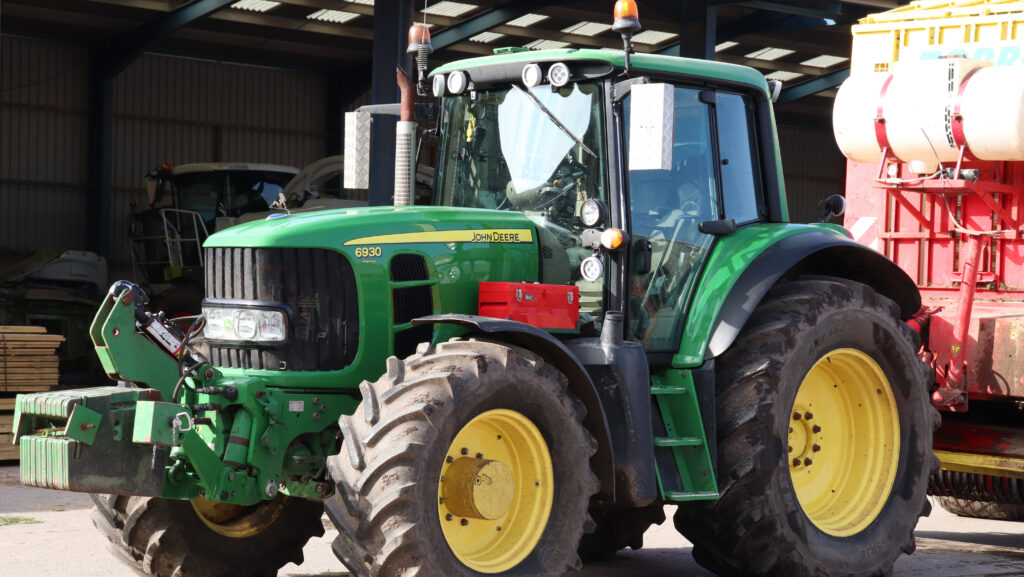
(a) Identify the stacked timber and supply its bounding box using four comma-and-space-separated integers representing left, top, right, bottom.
0, 326, 63, 461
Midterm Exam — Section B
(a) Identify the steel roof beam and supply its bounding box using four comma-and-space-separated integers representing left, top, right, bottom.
103, 0, 235, 75
432, 0, 561, 51
656, 8, 843, 58
776, 67, 849, 103
738, 0, 844, 19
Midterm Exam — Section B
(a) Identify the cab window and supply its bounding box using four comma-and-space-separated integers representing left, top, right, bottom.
625, 86, 718, 350
716, 92, 763, 223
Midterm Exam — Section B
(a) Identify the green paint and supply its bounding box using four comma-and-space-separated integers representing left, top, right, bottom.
90, 289, 179, 396
0, 516, 41, 527
65, 405, 102, 446
133, 401, 185, 447
431, 48, 769, 95
651, 370, 718, 501
673, 223, 848, 367
206, 206, 540, 389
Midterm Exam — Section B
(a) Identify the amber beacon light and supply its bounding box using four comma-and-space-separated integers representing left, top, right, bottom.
407, 23, 434, 95
612, 0, 641, 73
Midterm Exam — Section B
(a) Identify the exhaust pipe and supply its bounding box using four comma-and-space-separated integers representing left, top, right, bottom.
394, 24, 432, 207
394, 67, 416, 207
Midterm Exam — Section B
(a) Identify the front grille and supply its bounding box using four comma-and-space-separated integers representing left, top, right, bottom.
205, 247, 358, 371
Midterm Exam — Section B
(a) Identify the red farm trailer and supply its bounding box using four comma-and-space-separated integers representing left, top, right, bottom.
836, 0, 1024, 517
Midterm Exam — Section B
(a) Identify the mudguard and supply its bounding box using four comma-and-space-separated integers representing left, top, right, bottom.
706, 231, 920, 359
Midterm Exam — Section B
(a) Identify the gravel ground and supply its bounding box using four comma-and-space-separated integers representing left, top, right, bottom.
1, 464, 1021, 577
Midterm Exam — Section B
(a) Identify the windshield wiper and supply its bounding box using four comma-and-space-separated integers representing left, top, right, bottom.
512, 84, 597, 159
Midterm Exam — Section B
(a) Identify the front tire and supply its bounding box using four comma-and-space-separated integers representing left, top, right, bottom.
90, 494, 324, 577
326, 339, 599, 577
675, 277, 939, 577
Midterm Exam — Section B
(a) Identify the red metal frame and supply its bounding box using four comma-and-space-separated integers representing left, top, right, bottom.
845, 159, 1024, 411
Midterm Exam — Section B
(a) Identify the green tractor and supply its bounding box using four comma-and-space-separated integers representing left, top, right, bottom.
13, 15, 938, 577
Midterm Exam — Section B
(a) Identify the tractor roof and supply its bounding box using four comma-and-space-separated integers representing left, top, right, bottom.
431, 48, 769, 95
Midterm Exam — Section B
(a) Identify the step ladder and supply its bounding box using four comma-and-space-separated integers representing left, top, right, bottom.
651, 370, 719, 501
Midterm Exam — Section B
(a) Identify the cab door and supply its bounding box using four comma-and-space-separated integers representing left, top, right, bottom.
623, 84, 765, 352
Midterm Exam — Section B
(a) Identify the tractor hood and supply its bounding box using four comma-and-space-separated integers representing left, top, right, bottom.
204, 205, 539, 254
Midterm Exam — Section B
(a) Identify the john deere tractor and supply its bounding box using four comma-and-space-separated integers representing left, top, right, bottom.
13, 8, 938, 577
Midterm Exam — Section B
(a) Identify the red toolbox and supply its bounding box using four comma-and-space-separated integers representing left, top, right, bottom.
478, 282, 580, 330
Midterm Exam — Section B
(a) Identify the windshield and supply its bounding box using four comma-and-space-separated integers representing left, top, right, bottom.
436, 82, 607, 217
435, 81, 609, 325
175, 170, 295, 226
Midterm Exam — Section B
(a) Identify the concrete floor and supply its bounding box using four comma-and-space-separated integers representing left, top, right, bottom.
1, 464, 1022, 577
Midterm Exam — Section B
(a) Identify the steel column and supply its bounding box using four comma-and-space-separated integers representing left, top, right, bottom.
326, 64, 372, 157
86, 57, 113, 261
369, 0, 415, 206
680, 0, 717, 60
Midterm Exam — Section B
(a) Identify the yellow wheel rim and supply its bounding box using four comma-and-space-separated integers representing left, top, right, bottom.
789, 348, 900, 537
191, 494, 289, 538
438, 409, 554, 573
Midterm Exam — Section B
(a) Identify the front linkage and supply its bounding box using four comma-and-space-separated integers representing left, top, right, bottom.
14, 281, 352, 505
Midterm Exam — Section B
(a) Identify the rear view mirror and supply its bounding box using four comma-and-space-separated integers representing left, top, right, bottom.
628, 83, 674, 171
344, 110, 371, 190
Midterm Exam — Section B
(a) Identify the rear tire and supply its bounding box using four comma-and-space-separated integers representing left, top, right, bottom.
90, 494, 324, 577
674, 277, 939, 577
326, 339, 599, 577
937, 497, 1024, 521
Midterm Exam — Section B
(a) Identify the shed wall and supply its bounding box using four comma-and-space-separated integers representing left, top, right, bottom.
777, 123, 847, 223
1, 36, 327, 267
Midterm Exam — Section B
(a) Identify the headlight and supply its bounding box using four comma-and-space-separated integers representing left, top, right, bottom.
203, 306, 288, 343
447, 70, 468, 95
580, 198, 607, 228
432, 74, 446, 97
547, 62, 570, 87
521, 63, 542, 88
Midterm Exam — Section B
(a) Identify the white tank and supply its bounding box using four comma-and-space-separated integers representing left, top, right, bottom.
833, 59, 1024, 168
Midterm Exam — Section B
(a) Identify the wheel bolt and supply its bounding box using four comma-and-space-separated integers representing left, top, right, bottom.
812, 444, 821, 452
788, 445, 793, 453
446, 456, 454, 463
812, 425, 822, 434
793, 412, 801, 421
804, 458, 813, 466
793, 458, 802, 467
461, 448, 469, 455
446, 514, 453, 521
439, 497, 445, 504
476, 453, 484, 459
789, 427, 793, 433
461, 519, 469, 526
804, 412, 814, 420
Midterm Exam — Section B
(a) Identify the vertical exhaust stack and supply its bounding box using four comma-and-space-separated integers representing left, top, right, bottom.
394, 67, 416, 207
394, 24, 433, 207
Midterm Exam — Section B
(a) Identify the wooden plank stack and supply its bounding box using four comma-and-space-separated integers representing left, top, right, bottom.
1, 326, 63, 461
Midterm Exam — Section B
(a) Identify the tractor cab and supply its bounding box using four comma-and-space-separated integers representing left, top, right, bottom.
427, 50, 778, 353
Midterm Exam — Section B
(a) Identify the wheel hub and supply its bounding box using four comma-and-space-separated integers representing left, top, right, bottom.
190, 495, 289, 539
788, 348, 900, 537
437, 409, 553, 573
788, 408, 822, 469
442, 458, 516, 520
